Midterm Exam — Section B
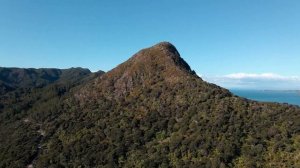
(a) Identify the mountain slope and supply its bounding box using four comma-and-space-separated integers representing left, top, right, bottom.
32, 42, 300, 168
1, 42, 300, 168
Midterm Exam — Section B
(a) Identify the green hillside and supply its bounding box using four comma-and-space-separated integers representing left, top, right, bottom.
0, 43, 299, 168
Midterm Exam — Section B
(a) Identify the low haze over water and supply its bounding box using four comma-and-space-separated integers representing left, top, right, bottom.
231, 90, 300, 106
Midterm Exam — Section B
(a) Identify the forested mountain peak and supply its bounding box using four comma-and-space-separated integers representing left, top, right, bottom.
70, 42, 300, 167
77, 42, 215, 102
105, 42, 195, 79
1, 43, 300, 167
128, 41, 193, 74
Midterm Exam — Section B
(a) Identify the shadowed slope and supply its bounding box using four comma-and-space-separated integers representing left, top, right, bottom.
0, 68, 103, 168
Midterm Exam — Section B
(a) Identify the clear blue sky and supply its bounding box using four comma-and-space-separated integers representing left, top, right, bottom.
1, 0, 299, 89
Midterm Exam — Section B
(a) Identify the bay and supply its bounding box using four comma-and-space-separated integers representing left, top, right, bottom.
230, 90, 300, 106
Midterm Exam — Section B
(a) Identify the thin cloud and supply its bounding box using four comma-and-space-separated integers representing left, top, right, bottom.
203, 73, 300, 90
224, 73, 300, 81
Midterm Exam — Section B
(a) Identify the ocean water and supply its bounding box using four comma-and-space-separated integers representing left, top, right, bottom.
230, 90, 300, 106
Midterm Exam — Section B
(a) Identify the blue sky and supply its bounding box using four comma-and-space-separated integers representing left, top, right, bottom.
0, 0, 299, 89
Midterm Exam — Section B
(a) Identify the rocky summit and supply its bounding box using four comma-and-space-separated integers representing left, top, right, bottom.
0, 42, 300, 168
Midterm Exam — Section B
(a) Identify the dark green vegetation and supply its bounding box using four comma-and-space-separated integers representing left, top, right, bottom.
1, 42, 300, 168
0, 67, 90, 93
0, 67, 103, 167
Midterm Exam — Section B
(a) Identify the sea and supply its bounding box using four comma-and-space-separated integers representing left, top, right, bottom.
230, 90, 300, 106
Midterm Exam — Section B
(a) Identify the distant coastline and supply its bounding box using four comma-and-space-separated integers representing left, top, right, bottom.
263, 90, 300, 92
230, 89, 300, 106
263, 90, 300, 96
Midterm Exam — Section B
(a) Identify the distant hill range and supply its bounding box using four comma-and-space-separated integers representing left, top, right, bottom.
0, 67, 95, 94
0, 42, 299, 168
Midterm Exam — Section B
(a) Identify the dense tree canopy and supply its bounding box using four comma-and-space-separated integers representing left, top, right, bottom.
0, 43, 299, 168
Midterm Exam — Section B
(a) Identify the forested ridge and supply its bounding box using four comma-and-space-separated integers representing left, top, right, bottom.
0, 42, 299, 168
